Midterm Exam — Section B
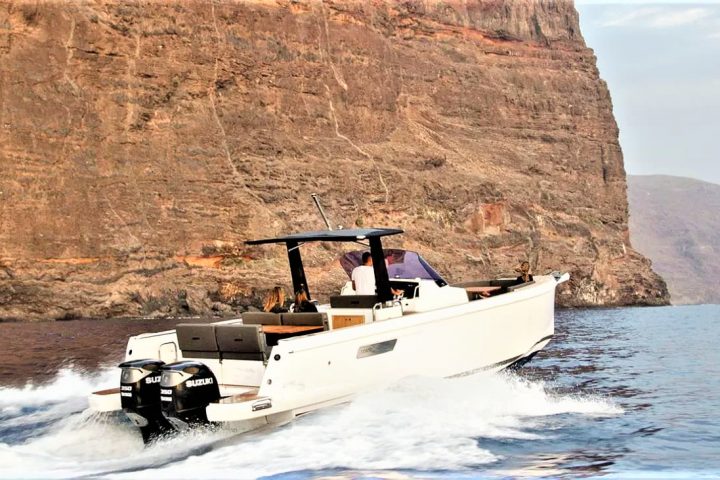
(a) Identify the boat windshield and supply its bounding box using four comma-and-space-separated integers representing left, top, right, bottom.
339, 249, 447, 286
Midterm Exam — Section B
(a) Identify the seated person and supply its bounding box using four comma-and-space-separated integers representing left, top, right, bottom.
515, 261, 534, 285
351, 252, 404, 297
351, 252, 376, 295
292, 287, 318, 313
263, 286, 288, 313
385, 254, 405, 298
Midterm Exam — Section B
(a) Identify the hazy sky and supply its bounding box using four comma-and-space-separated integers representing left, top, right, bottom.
575, 1, 720, 184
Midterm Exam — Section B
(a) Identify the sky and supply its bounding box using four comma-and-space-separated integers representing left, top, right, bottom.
575, 1, 720, 184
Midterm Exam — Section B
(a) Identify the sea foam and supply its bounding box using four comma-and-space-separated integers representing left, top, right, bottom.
0, 368, 621, 479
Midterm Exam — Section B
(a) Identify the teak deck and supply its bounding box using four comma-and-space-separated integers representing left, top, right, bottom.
94, 387, 121, 395
466, 286, 502, 299
261, 325, 324, 334
466, 286, 502, 294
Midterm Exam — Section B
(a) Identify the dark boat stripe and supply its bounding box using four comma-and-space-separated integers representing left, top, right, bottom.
448, 334, 554, 378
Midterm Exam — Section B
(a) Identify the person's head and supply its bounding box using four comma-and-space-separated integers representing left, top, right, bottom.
263, 286, 285, 312
295, 288, 308, 304
361, 252, 373, 266
519, 261, 530, 274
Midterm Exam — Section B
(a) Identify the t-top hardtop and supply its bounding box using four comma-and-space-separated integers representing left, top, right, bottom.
246, 228, 404, 303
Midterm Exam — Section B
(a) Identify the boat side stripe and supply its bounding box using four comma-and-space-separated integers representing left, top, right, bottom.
448, 334, 554, 378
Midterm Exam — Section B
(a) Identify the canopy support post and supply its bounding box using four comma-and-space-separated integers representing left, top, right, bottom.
369, 237, 392, 302
286, 241, 310, 299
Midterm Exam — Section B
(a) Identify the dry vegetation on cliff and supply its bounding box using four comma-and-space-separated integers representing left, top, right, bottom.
0, 0, 668, 320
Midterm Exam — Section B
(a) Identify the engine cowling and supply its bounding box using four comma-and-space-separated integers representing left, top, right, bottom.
119, 359, 174, 443
160, 361, 220, 430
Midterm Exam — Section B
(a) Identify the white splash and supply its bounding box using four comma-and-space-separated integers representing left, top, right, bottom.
0, 369, 622, 479
112, 372, 622, 479
0, 367, 116, 411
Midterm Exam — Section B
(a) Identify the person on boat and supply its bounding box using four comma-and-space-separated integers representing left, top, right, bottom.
263, 286, 288, 313
351, 252, 376, 295
515, 261, 534, 285
351, 252, 404, 297
384, 253, 405, 298
292, 287, 318, 313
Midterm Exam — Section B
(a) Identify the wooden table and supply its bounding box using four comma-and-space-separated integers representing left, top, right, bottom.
466, 286, 502, 298
262, 324, 324, 346
262, 325, 324, 335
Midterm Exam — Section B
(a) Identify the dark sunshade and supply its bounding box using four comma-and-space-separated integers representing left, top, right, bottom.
246, 228, 404, 245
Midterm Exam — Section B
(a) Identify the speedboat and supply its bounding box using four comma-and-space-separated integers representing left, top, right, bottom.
89, 228, 569, 442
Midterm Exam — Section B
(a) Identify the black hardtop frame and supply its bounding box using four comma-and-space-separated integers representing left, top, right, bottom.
246, 228, 404, 303
245, 228, 403, 245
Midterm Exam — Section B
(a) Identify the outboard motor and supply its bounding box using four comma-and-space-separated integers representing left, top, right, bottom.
160, 361, 220, 430
119, 359, 174, 443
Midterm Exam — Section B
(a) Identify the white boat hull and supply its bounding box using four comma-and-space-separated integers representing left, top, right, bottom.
90, 273, 568, 431
207, 274, 564, 422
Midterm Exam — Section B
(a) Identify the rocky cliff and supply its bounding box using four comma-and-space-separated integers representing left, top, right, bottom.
628, 175, 720, 305
0, 0, 669, 320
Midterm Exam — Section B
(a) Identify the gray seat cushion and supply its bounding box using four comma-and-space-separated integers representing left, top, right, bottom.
241, 312, 281, 325
176, 324, 219, 359
281, 312, 326, 327
221, 351, 266, 361
215, 324, 267, 361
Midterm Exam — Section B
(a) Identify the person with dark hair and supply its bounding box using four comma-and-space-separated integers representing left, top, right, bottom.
263, 286, 288, 313
515, 261, 534, 285
292, 287, 318, 313
351, 252, 376, 295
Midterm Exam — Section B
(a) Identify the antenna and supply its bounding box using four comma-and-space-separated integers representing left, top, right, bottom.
311, 193, 333, 231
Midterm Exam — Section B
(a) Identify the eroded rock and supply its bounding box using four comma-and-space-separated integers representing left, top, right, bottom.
0, 0, 668, 320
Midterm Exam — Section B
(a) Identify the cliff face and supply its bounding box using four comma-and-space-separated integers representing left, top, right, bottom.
0, 0, 669, 320
628, 175, 720, 305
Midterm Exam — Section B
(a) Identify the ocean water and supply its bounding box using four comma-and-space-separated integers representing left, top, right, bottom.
0, 305, 718, 479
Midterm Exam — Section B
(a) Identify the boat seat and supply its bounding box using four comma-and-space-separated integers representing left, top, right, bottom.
330, 295, 379, 309
176, 324, 220, 359
241, 312, 282, 325
215, 324, 267, 361
281, 312, 327, 328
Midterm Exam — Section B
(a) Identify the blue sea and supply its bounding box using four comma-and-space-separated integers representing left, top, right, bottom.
0, 305, 718, 478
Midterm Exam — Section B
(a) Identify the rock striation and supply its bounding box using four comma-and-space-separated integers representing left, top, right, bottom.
0, 0, 669, 320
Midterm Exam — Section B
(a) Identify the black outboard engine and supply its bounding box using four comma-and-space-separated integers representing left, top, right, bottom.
160, 361, 220, 430
119, 359, 174, 443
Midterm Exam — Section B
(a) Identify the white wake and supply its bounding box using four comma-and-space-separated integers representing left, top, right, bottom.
0, 369, 622, 479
